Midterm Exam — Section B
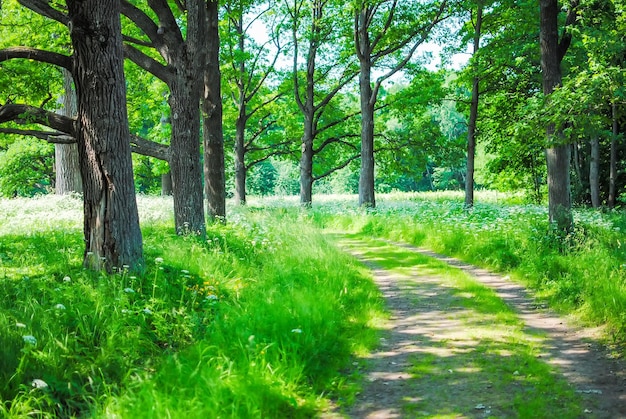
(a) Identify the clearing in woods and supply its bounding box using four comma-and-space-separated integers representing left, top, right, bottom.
331, 236, 626, 419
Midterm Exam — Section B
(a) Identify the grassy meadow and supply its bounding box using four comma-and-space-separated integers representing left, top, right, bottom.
1, 191, 625, 417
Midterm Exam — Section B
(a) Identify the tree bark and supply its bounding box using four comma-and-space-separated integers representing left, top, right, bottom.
356, 7, 376, 208
161, 171, 173, 196
234, 109, 247, 205
465, 3, 483, 210
358, 55, 376, 208
300, 115, 314, 206
67, 0, 143, 271
55, 68, 82, 195
540, 0, 573, 233
589, 136, 600, 208
609, 102, 618, 208
203, 0, 226, 221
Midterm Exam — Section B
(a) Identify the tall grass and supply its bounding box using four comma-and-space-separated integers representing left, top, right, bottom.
0, 196, 384, 417
308, 191, 626, 342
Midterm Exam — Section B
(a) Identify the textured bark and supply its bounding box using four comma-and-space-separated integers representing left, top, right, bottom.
540, 0, 573, 232
67, 0, 143, 271
300, 115, 314, 206
465, 3, 483, 210
121, 0, 206, 236
203, 0, 226, 220
55, 69, 82, 195
589, 136, 600, 208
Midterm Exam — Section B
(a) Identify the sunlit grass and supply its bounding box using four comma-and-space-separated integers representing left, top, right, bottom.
0, 195, 384, 417
307, 191, 626, 342
338, 237, 582, 417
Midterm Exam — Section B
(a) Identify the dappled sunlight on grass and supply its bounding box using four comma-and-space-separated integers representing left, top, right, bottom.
337, 236, 583, 418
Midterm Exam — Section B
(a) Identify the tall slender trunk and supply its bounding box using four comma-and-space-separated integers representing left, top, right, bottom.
589, 136, 600, 208
357, 8, 375, 208
67, 0, 143, 271
161, 171, 173, 196
609, 102, 618, 208
203, 0, 226, 221
540, 0, 572, 233
234, 108, 247, 205
300, 116, 314, 206
55, 69, 82, 195
465, 3, 483, 209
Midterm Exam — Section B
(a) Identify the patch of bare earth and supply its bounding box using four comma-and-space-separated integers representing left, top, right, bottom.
324, 239, 626, 418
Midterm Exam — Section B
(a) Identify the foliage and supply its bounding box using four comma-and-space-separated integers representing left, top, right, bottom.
0, 138, 53, 196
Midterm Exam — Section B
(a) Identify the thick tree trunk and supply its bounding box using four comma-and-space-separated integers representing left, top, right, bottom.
234, 111, 247, 205
169, 78, 206, 235
589, 136, 600, 208
609, 103, 618, 208
357, 13, 375, 208
540, 0, 573, 233
465, 3, 483, 210
203, 0, 226, 220
67, 0, 143, 271
55, 69, 82, 195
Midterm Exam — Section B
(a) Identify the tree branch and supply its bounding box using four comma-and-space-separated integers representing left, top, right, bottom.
0, 47, 72, 71
123, 44, 173, 83
0, 128, 75, 143
17, 0, 69, 25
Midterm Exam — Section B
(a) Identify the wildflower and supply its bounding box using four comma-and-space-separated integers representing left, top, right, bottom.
15, 322, 26, 328
291, 328, 303, 334
31, 379, 48, 389
121, 309, 130, 314
123, 288, 135, 294
23, 335, 37, 345
62, 276, 71, 283
55, 304, 66, 310
142, 308, 152, 315
206, 295, 218, 301
122, 264, 130, 270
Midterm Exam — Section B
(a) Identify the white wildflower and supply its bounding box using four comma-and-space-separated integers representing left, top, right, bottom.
55, 304, 66, 310
62, 276, 71, 283
142, 308, 152, 315
31, 379, 48, 389
15, 322, 26, 328
123, 288, 135, 294
291, 328, 303, 334
154, 257, 164, 265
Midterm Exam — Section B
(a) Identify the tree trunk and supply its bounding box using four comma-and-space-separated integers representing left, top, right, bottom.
169, 77, 206, 235
357, 11, 375, 208
300, 116, 314, 207
609, 102, 618, 208
465, 3, 483, 210
161, 171, 173, 196
203, 0, 226, 221
234, 110, 247, 205
540, 0, 572, 233
67, 0, 143, 271
55, 68, 82, 195
589, 136, 600, 208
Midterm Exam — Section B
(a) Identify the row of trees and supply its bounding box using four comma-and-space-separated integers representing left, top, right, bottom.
1, 0, 625, 269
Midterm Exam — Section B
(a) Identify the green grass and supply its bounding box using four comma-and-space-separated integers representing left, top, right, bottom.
1, 191, 625, 417
338, 237, 582, 417
309, 191, 626, 343
0, 195, 384, 417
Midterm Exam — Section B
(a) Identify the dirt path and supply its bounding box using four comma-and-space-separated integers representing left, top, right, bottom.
333, 238, 626, 418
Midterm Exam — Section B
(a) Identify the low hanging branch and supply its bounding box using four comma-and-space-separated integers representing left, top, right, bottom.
0, 103, 170, 161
